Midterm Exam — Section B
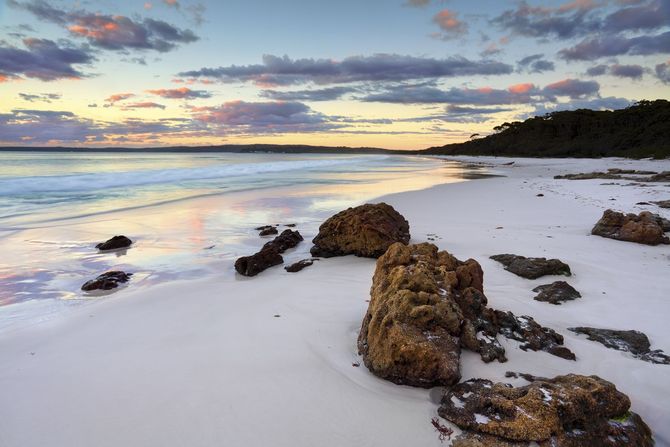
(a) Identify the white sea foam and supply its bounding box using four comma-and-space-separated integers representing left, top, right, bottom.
0, 156, 378, 195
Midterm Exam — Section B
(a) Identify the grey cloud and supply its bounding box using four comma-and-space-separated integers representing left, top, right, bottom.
178, 54, 514, 86
0, 38, 93, 81
18, 92, 61, 102
559, 31, 670, 60
260, 86, 358, 101
517, 54, 556, 73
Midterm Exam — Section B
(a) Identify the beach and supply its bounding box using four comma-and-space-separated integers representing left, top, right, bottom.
1, 155, 669, 446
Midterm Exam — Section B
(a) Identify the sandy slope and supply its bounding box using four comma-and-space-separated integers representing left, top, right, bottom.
1, 157, 669, 447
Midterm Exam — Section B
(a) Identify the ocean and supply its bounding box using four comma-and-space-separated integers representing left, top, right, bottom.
0, 151, 485, 330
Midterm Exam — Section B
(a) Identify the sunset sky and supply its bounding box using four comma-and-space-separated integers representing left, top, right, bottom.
0, 0, 668, 149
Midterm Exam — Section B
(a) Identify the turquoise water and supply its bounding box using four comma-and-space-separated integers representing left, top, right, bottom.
0, 151, 485, 330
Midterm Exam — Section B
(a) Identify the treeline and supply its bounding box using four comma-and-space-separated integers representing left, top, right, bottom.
422, 100, 670, 159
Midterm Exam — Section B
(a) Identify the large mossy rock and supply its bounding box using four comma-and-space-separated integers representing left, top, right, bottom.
440, 374, 653, 447
310, 203, 410, 258
592, 209, 669, 245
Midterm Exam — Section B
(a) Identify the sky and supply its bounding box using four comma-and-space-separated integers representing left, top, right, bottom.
0, 0, 668, 149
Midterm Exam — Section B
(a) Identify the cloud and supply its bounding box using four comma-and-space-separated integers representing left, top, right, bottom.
18, 92, 61, 102
529, 96, 632, 116
655, 61, 670, 84
122, 102, 166, 110
178, 54, 513, 86
163, 0, 179, 7
361, 83, 542, 105
105, 93, 135, 104
0, 38, 93, 81
405, 0, 431, 7
190, 100, 340, 133
0, 108, 198, 144
146, 87, 212, 99
559, 31, 670, 60
492, 0, 668, 40
259, 86, 358, 101
610, 63, 645, 79
542, 78, 600, 98
9, 0, 198, 52
432, 9, 468, 39
586, 64, 608, 76
517, 54, 555, 73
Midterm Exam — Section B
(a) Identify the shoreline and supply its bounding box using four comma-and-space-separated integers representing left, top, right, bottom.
1, 156, 669, 446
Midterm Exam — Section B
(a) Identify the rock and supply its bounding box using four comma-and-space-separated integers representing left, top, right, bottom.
357, 243, 574, 388
532, 281, 581, 305
81, 271, 132, 291
652, 200, 670, 209
439, 374, 653, 447
555, 169, 658, 181
310, 203, 410, 258
648, 171, 670, 182
591, 209, 669, 245
490, 254, 571, 279
554, 172, 623, 180
536, 193, 544, 197
234, 249, 283, 277
258, 226, 278, 236
235, 230, 303, 276
495, 311, 575, 360
569, 327, 670, 364
95, 235, 132, 251
284, 259, 314, 272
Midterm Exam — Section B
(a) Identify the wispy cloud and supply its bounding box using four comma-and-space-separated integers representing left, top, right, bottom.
18, 92, 61, 102
146, 87, 212, 99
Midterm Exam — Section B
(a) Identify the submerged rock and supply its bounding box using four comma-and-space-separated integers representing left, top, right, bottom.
256, 225, 278, 236
569, 327, 670, 365
591, 209, 669, 245
311, 202, 410, 258
234, 229, 303, 276
81, 271, 132, 291
439, 374, 653, 447
284, 259, 315, 272
357, 243, 574, 388
96, 235, 132, 251
532, 281, 581, 305
648, 171, 670, 182
490, 254, 571, 279
652, 200, 670, 209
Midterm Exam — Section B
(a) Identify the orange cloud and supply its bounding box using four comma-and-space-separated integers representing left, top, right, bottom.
508, 83, 534, 94
105, 93, 135, 103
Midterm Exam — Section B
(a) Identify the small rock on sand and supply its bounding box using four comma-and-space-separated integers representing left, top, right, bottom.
96, 235, 132, 251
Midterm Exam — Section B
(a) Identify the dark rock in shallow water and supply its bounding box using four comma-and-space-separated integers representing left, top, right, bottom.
652, 200, 670, 209
569, 327, 670, 365
490, 254, 571, 279
311, 202, 410, 258
234, 249, 283, 277
532, 281, 581, 305
81, 271, 132, 291
96, 235, 132, 251
284, 259, 314, 272
235, 229, 303, 277
258, 226, 278, 236
495, 310, 576, 360
648, 171, 670, 182
357, 243, 574, 388
439, 374, 653, 447
591, 209, 669, 245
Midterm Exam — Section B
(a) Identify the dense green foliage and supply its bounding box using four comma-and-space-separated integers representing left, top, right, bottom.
422, 100, 670, 159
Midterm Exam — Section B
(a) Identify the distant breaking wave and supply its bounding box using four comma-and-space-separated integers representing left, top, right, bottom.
0, 156, 379, 196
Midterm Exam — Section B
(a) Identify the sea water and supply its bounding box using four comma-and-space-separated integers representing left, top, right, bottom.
0, 151, 487, 330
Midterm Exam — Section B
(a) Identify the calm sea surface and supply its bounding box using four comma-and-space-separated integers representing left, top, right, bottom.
0, 151, 488, 330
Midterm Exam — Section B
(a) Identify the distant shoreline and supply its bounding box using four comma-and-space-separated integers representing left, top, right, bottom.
0, 144, 412, 155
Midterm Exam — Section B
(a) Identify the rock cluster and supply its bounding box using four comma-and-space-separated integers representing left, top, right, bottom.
357, 243, 574, 388
554, 168, 659, 181
652, 200, 670, 209
440, 374, 653, 447
532, 281, 581, 305
311, 203, 410, 258
591, 209, 670, 245
234, 229, 303, 276
255, 225, 278, 236
81, 271, 132, 291
96, 235, 132, 251
570, 327, 670, 365
490, 254, 571, 279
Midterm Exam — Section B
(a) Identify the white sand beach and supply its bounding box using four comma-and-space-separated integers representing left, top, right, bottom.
1, 156, 669, 447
